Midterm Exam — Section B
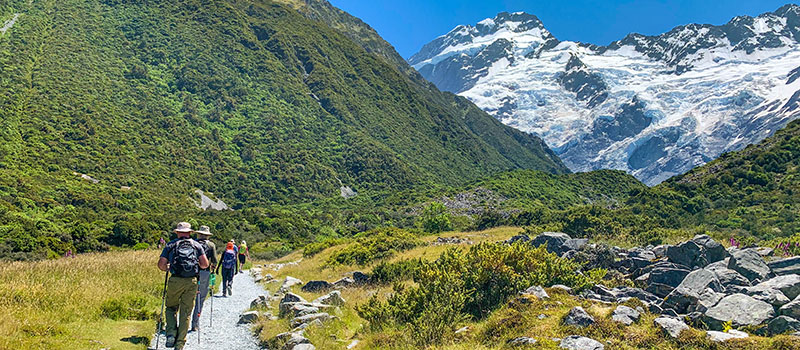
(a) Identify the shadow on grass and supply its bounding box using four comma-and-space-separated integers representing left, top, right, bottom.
121, 336, 149, 344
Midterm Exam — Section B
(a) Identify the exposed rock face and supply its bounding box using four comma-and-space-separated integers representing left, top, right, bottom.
703, 293, 776, 330
780, 295, 800, 319
750, 275, 800, 300
563, 307, 595, 328
521, 285, 549, 299
663, 269, 723, 313
706, 330, 749, 342
769, 257, 800, 276
611, 305, 641, 326
766, 316, 800, 336
530, 232, 572, 255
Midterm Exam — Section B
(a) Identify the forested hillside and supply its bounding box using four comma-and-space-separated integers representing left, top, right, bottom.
0, 0, 566, 259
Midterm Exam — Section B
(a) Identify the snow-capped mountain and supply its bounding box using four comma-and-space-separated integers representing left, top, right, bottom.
409, 5, 800, 185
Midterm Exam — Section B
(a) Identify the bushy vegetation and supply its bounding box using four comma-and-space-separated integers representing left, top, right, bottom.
326, 228, 423, 266
356, 242, 604, 346
418, 201, 452, 233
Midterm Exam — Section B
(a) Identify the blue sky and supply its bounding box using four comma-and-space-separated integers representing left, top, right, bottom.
328, 0, 794, 58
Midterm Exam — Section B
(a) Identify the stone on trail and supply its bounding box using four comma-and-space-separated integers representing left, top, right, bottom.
313, 291, 345, 306
520, 285, 549, 299
703, 293, 775, 330
706, 330, 749, 342
766, 316, 800, 336
250, 295, 270, 309
611, 305, 640, 326
301, 280, 333, 292
654, 317, 689, 338
507, 337, 538, 346
563, 306, 595, 328
559, 335, 604, 350
727, 249, 771, 282
238, 311, 260, 324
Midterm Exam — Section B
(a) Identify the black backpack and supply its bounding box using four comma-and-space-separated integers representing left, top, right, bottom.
171, 239, 199, 277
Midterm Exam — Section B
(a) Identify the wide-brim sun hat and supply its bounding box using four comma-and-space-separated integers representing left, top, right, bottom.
195, 225, 213, 236
174, 222, 193, 233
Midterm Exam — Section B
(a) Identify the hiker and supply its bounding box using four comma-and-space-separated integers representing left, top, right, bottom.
237, 240, 249, 273
230, 239, 239, 274
157, 222, 209, 350
216, 242, 237, 296
159, 237, 166, 249
191, 225, 217, 332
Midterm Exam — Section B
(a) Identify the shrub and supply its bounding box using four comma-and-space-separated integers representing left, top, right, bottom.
303, 237, 347, 257
326, 228, 422, 266
357, 242, 604, 346
418, 202, 452, 233
131, 242, 149, 250
370, 258, 422, 284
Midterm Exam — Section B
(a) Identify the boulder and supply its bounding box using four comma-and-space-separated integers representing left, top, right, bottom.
250, 295, 270, 309
749, 288, 791, 307
552, 285, 574, 294
706, 265, 751, 290
706, 330, 749, 342
563, 307, 595, 328
756, 247, 775, 257
507, 234, 530, 244
521, 285, 549, 299
703, 294, 775, 330
563, 238, 589, 252
692, 235, 729, 263
652, 245, 669, 258
288, 303, 320, 317
301, 280, 333, 292
767, 316, 800, 336
290, 312, 333, 328
646, 266, 691, 297
559, 335, 604, 350
333, 277, 355, 288
352, 271, 370, 284
238, 311, 260, 324
269, 332, 310, 350
507, 337, 537, 346
751, 275, 800, 300
611, 287, 661, 306
654, 317, 689, 338
313, 291, 345, 306
292, 344, 316, 350
280, 276, 303, 292
611, 305, 640, 326
780, 295, 800, 319
727, 249, 770, 282
667, 241, 706, 268
531, 232, 571, 255
663, 269, 723, 313
281, 293, 307, 304
769, 256, 800, 276
692, 288, 723, 313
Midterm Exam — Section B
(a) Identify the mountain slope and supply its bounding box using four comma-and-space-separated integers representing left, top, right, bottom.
411, 5, 800, 185
0, 0, 565, 258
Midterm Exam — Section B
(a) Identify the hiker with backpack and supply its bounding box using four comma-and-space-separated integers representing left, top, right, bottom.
216, 242, 237, 296
237, 240, 249, 273
157, 222, 209, 350
191, 225, 217, 332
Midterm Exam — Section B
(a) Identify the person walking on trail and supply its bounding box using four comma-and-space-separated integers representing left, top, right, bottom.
157, 222, 209, 350
237, 240, 249, 273
191, 225, 217, 332
216, 242, 237, 297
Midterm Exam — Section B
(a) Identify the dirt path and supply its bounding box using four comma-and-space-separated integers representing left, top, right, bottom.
149, 271, 265, 350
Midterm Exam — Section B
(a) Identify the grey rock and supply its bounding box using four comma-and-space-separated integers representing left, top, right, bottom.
291, 344, 316, 350
756, 247, 775, 257
301, 280, 333, 292
667, 241, 706, 268
271, 332, 309, 350
280, 276, 303, 292
692, 235, 729, 263
727, 249, 771, 282
703, 293, 775, 330
652, 245, 669, 258
654, 317, 689, 338
552, 284, 573, 294
531, 232, 572, 254
507, 337, 538, 346
751, 274, 800, 300
559, 335, 604, 350
611, 305, 640, 325
707, 266, 751, 290
250, 295, 270, 309
290, 312, 333, 328
238, 311, 260, 324
780, 295, 800, 319
767, 316, 800, 336
521, 285, 549, 299
749, 288, 791, 307
313, 291, 345, 306
706, 330, 749, 342
649, 267, 691, 287
692, 288, 723, 313
769, 256, 800, 276
563, 238, 589, 252
663, 269, 723, 313
352, 271, 370, 284
281, 292, 307, 304
507, 234, 530, 244
333, 277, 355, 288
563, 306, 595, 328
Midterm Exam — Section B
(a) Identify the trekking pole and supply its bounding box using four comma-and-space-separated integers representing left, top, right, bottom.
154, 270, 169, 350
196, 283, 201, 345
209, 273, 216, 328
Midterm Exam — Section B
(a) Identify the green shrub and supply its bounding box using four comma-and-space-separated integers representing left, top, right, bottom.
326, 228, 422, 266
357, 242, 604, 346
303, 237, 348, 257
370, 258, 422, 284
418, 202, 452, 233
131, 242, 149, 250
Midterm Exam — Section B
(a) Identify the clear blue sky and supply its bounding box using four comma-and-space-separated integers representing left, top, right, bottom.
328, 0, 795, 58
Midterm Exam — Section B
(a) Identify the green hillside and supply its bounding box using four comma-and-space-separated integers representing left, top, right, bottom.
0, 0, 566, 258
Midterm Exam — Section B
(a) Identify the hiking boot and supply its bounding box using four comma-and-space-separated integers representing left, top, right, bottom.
165, 335, 176, 348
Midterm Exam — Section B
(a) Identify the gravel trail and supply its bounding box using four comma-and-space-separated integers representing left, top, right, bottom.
150, 271, 265, 350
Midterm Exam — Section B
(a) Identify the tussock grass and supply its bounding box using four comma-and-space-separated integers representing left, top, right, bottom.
0, 250, 163, 349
